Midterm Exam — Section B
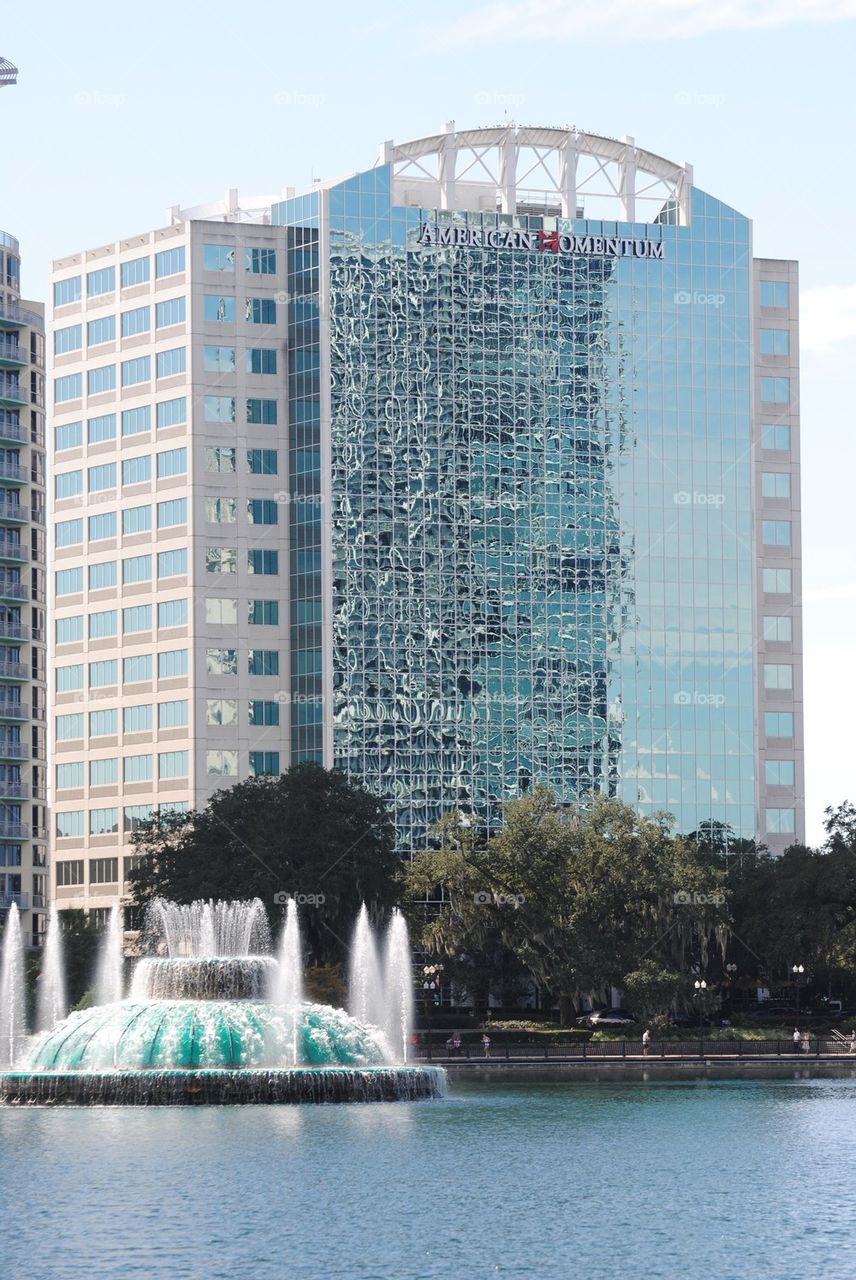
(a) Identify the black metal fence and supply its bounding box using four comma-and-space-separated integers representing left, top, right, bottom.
416, 1038, 856, 1062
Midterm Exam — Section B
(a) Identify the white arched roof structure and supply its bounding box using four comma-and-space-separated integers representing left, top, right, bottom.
378, 122, 693, 225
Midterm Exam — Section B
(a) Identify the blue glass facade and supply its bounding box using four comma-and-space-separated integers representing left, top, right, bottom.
274, 171, 755, 852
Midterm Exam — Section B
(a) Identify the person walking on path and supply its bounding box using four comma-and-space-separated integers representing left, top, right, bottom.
849, 1030, 856, 1054
481, 1034, 491, 1058
793, 1027, 802, 1055
642, 1029, 651, 1057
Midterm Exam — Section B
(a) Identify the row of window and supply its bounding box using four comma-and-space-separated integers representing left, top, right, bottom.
207, 498, 279, 525
56, 548, 187, 594
56, 651, 189, 690
203, 396, 278, 424
759, 281, 789, 308
56, 802, 187, 843
760, 376, 789, 404
203, 245, 277, 274
203, 346, 278, 374
55, 349, 186, 402
53, 248, 186, 307
55, 599, 189, 643
54, 299, 187, 353
55, 399, 186, 450
57, 751, 189, 789
763, 663, 794, 690
55, 449, 186, 498
206, 547, 279, 574
57, 701, 189, 738
55, 498, 187, 546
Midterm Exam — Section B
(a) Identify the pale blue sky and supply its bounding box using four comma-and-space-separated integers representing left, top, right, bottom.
3, 0, 854, 844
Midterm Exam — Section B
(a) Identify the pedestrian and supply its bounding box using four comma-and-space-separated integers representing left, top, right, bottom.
642, 1028, 651, 1057
793, 1027, 801, 1055
481, 1033, 491, 1058
452, 1035, 462, 1056
850, 1030, 856, 1055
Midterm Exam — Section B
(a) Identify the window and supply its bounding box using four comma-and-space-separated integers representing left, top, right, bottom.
122, 406, 151, 437
204, 396, 236, 422
53, 276, 81, 307
249, 700, 280, 726
248, 499, 278, 525
159, 750, 188, 778
87, 413, 116, 444
55, 666, 85, 705
124, 704, 152, 733
123, 604, 152, 634
90, 808, 119, 836
158, 699, 188, 728
763, 568, 792, 593
88, 512, 117, 541
206, 546, 237, 573
761, 424, 790, 451
157, 498, 187, 528
121, 306, 150, 338
246, 398, 277, 424
207, 447, 236, 473
90, 709, 118, 737
246, 297, 276, 324
760, 281, 788, 308
88, 462, 116, 493
55, 615, 83, 645
246, 348, 277, 374
87, 365, 116, 395
90, 561, 117, 590
248, 549, 278, 575
204, 295, 235, 322
87, 266, 115, 297
123, 504, 151, 535
55, 421, 83, 451
55, 373, 83, 403
90, 757, 118, 786
157, 397, 186, 429
123, 455, 152, 486
55, 566, 84, 594
766, 807, 796, 834
56, 812, 84, 839
121, 355, 150, 387
247, 448, 277, 475
206, 648, 237, 675
765, 760, 795, 786
156, 346, 186, 378
55, 470, 83, 500
123, 654, 152, 683
90, 857, 119, 884
56, 859, 84, 885
760, 328, 789, 356
764, 663, 793, 691
762, 520, 792, 547
89, 609, 117, 639
249, 600, 279, 625
245, 248, 276, 274
763, 616, 792, 642
87, 316, 116, 346
124, 804, 153, 833
120, 256, 149, 288
158, 548, 187, 578
206, 749, 237, 776
156, 298, 186, 329
204, 244, 235, 272
203, 345, 236, 372
206, 698, 238, 726
55, 712, 84, 740
156, 447, 186, 479
250, 751, 280, 777
56, 522, 84, 552
89, 659, 118, 687
248, 649, 279, 676
206, 497, 236, 523
158, 649, 188, 678
56, 761, 84, 789
124, 754, 152, 783
158, 599, 187, 629
761, 376, 789, 404
155, 246, 185, 278
206, 597, 238, 624
121, 555, 150, 586
762, 472, 790, 499
54, 324, 82, 355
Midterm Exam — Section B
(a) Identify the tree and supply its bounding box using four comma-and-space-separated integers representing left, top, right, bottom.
128, 764, 400, 965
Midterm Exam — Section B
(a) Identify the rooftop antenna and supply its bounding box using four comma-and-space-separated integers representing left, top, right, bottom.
0, 57, 18, 88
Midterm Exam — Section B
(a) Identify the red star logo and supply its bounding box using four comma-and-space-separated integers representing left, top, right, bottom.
537, 230, 560, 253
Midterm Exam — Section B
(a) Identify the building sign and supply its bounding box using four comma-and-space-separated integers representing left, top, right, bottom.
417, 222, 664, 259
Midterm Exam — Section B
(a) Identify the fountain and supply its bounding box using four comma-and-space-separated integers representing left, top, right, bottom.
0, 904, 25, 1067
94, 903, 124, 1006
36, 907, 67, 1033
348, 903, 386, 1031
0, 898, 444, 1106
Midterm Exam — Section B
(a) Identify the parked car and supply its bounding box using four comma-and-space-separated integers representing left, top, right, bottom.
670, 1011, 712, 1028
582, 1008, 639, 1028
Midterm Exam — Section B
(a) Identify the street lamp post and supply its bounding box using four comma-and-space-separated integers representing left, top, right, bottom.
694, 979, 708, 1026
725, 963, 738, 1014
792, 964, 805, 1017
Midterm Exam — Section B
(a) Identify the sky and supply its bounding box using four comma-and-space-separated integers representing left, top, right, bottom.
2, 0, 854, 846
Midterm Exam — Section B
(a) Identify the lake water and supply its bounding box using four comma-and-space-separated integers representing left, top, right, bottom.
3, 1076, 856, 1279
